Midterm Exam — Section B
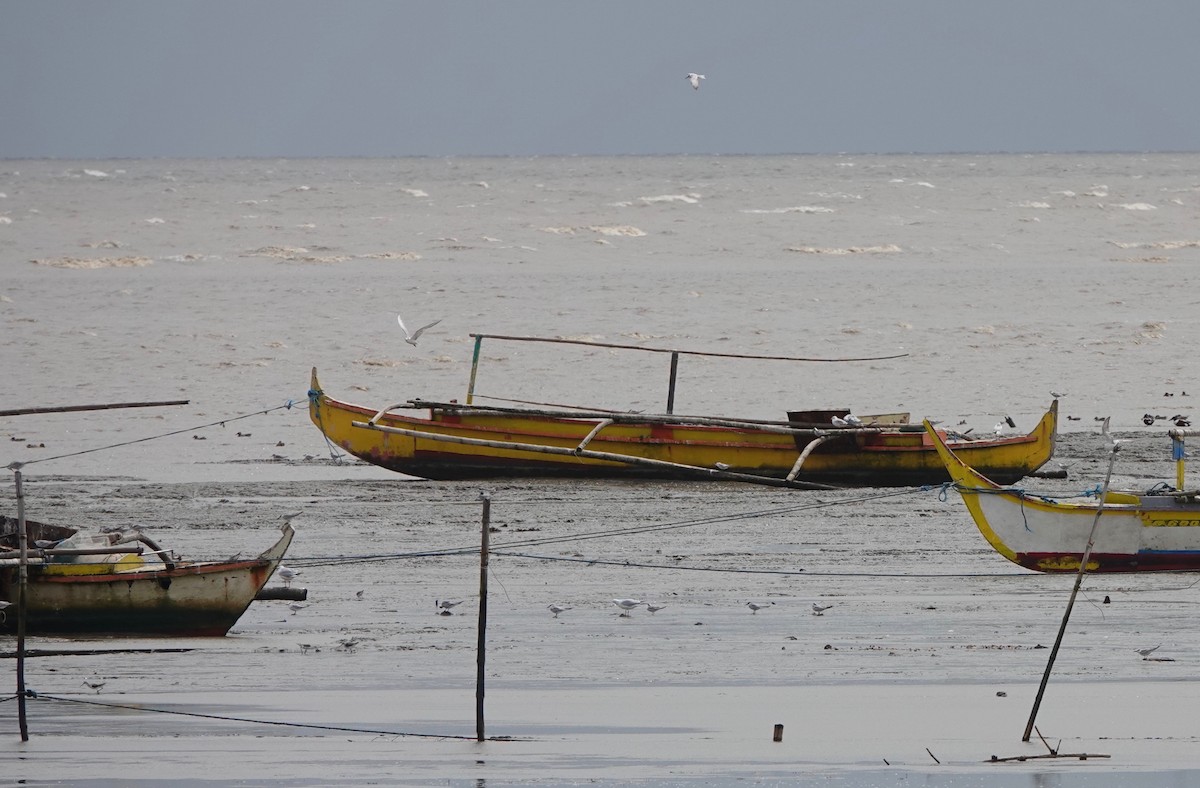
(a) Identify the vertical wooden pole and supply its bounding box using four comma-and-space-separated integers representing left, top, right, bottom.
476, 492, 491, 742
1022, 443, 1119, 742
13, 466, 29, 740
666, 351, 679, 414
466, 335, 484, 405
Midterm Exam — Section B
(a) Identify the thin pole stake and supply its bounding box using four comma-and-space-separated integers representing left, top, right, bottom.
13, 466, 29, 740
476, 492, 491, 742
666, 352, 679, 414
1022, 442, 1120, 742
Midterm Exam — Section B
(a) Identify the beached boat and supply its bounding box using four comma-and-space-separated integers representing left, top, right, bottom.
927, 422, 1200, 572
309, 366, 1058, 488
0, 517, 295, 636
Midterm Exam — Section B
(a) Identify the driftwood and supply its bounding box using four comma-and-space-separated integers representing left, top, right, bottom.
254, 586, 308, 601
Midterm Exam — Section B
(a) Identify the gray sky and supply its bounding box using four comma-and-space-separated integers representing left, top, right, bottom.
3, 1, 1198, 158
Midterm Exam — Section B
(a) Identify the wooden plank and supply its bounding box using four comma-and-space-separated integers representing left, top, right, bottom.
0, 400, 190, 417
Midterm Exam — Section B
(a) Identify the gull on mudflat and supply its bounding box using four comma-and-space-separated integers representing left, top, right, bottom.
612, 598, 644, 616
645, 603, 667, 615
812, 603, 833, 616
747, 601, 773, 614
82, 678, 106, 694
686, 73, 705, 90
355, 590, 365, 601
277, 566, 299, 587
547, 603, 572, 618
437, 599, 463, 614
289, 603, 308, 615
398, 315, 442, 346
1136, 644, 1161, 658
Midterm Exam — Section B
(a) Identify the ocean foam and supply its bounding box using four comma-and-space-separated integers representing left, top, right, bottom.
32, 256, 152, 269
1114, 202, 1157, 211
785, 244, 902, 255
83, 169, 109, 178
1109, 239, 1200, 250
741, 206, 835, 214
639, 194, 700, 204
0, 217, 11, 225
1016, 201, 1051, 209
361, 251, 422, 261
402, 188, 429, 198
588, 225, 647, 237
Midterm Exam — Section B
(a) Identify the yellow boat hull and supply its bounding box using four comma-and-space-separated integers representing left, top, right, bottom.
309, 369, 1057, 487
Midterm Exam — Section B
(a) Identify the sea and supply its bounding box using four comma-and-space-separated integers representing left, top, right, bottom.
4, 155, 1200, 785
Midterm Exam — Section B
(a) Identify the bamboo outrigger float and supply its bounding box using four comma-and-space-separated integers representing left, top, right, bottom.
308, 334, 1058, 486
927, 422, 1200, 572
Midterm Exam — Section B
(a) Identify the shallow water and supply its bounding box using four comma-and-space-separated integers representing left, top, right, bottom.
4, 155, 1200, 784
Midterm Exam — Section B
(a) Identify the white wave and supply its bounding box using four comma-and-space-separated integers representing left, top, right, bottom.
639, 194, 700, 204
0, 217, 11, 225
588, 225, 647, 237
915, 182, 935, 188
1114, 202, 1156, 211
83, 169, 109, 178
473, 181, 489, 189
361, 251, 422, 261
402, 188, 429, 198
785, 244, 902, 255
740, 206, 834, 214
1053, 190, 1077, 197
145, 217, 166, 224
1016, 201, 1051, 209
608, 201, 635, 207
1108, 239, 1200, 250
0, 192, 7, 198
32, 256, 152, 269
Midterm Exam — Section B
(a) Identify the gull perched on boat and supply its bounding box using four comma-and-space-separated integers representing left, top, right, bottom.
1136, 644, 1161, 658
831, 416, 849, 427
747, 601, 773, 614
812, 603, 833, 616
686, 72, 705, 90
277, 565, 299, 587
844, 414, 863, 427
612, 598, 644, 616
547, 603, 571, 618
397, 315, 442, 346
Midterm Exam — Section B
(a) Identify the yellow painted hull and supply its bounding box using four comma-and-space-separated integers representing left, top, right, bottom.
309, 369, 1057, 486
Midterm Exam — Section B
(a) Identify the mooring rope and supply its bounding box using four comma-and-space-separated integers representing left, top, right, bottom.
7, 398, 307, 469
27, 692, 517, 741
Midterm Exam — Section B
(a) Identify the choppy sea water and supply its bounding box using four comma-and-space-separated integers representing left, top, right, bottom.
2, 153, 1200, 479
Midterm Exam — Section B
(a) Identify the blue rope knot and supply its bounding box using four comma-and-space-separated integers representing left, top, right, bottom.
307, 388, 321, 403
1082, 484, 1102, 499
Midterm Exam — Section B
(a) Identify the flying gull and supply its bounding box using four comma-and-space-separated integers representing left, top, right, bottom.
686, 73, 705, 90
398, 315, 442, 346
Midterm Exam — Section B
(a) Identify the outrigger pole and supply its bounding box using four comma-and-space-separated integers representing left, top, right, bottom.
463, 333, 908, 412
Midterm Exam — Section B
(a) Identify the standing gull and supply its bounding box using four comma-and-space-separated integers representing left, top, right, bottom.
277, 565, 299, 587
686, 73, 705, 90
612, 598, 644, 617
547, 603, 571, 618
437, 599, 463, 614
645, 603, 667, 615
1136, 644, 1161, 658
812, 603, 833, 616
747, 601, 773, 614
398, 315, 442, 346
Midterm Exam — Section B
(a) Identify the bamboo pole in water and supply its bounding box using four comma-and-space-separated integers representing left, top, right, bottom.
0, 400, 189, 417
1022, 441, 1120, 742
476, 493, 491, 743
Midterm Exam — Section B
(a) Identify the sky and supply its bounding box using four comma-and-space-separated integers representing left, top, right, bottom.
2, 1, 1199, 159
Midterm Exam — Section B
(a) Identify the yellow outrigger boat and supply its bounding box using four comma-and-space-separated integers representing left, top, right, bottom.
927, 421, 1200, 572
309, 333, 1058, 488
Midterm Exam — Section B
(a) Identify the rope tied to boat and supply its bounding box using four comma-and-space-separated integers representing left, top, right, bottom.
308, 386, 345, 464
